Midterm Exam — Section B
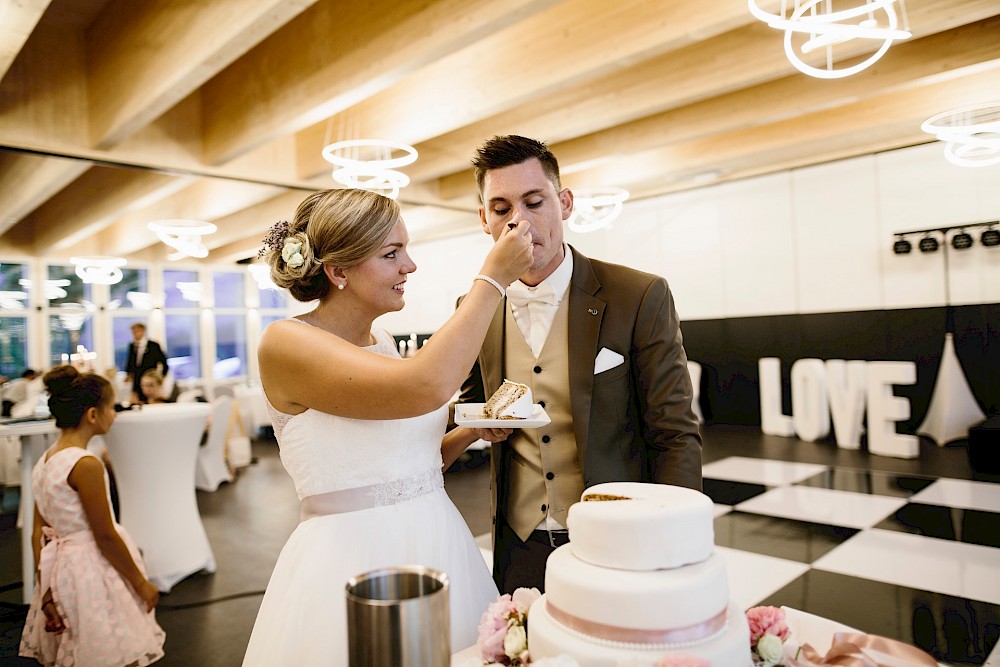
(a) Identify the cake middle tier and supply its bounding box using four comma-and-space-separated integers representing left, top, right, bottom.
543, 545, 730, 631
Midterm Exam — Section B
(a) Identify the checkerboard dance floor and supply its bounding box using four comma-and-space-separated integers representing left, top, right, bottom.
477, 456, 1000, 666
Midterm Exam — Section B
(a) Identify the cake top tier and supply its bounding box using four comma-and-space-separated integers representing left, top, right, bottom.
566, 482, 715, 571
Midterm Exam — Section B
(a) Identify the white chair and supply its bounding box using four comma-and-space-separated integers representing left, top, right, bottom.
234, 383, 271, 438
176, 389, 203, 403
195, 396, 234, 492
104, 403, 215, 593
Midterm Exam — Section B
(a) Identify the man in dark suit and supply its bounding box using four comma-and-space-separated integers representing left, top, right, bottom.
458, 135, 702, 594
125, 322, 168, 403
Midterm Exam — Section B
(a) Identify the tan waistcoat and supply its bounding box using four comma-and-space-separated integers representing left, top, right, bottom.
503, 300, 585, 541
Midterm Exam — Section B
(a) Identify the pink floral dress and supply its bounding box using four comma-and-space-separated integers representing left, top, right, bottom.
19, 447, 165, 667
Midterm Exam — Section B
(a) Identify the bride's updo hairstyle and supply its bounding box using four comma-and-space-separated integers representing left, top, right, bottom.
263, 188, 401, 303
44, 365, 114, 429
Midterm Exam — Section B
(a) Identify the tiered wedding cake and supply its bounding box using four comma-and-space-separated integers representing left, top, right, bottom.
527, 482, 751, 666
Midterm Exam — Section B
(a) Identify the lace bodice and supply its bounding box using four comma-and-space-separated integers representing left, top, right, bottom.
264, 328, 447, 500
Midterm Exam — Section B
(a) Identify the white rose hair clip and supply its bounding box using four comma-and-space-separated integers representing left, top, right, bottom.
259, 220, 304, 267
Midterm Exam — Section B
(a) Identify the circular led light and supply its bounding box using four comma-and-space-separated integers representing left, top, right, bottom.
322, 139, 418, 170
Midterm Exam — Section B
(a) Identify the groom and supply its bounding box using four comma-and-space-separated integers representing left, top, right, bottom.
459, 135, 703, 594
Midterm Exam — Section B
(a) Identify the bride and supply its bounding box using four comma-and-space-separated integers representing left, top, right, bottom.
242, 188, 533, 665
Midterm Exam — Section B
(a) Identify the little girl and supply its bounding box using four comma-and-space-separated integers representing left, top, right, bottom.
19, 365, 165, 666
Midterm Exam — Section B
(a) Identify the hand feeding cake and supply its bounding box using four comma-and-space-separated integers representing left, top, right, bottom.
482, 379, 533, 419
527, 482, 751, 666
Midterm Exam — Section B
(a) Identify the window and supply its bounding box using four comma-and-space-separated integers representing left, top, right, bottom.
0, 316, 29, 378
164, 315, 201, 380
110, 268, 149, 306
50, 314, 94, 367
213, 271, 244, 308
163, 269, 200, 308
214, 314, 247, 379
259, 286, 287, 310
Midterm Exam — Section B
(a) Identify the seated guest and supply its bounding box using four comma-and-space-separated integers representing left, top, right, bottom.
2, 368, 40, 417
134, 369, 173, 405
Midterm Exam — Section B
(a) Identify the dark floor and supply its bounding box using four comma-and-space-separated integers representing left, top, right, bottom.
0, 425, 994, 666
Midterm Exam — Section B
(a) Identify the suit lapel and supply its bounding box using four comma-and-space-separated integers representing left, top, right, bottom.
566, 247, 604, 465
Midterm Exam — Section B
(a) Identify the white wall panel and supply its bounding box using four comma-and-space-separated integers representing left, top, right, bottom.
717, 172, 797, 318
375, 232, 494, 335
792, 155, 882, 313
652, 190, 725, 321
378, 144, 1000, 335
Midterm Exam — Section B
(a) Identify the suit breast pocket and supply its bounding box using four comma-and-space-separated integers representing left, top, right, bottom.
593, 359, 629, 385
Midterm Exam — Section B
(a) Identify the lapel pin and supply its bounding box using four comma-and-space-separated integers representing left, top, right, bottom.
588, 308, 598, 315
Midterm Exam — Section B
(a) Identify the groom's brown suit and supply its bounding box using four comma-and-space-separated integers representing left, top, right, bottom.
459, 246, 702, 592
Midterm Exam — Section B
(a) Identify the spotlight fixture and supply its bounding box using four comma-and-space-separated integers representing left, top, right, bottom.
951, 230, 973, 250
918, 235, 939, 253
982, 226, 1000, 247
893, 235, 912, 254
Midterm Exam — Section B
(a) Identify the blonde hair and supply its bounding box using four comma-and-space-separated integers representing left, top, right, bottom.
264, 189, 401, 302
140, 369, 164, 386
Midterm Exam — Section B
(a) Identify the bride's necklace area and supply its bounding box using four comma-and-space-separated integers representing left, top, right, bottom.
299, 311, 376, 347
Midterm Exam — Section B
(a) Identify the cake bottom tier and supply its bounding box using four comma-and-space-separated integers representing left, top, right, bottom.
528, 597, 752, 667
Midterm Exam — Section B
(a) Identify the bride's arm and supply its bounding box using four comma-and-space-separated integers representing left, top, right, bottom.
259, 221, 532, 420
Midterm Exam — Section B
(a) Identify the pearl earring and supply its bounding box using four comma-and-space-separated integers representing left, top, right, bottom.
338, 283, 345, 290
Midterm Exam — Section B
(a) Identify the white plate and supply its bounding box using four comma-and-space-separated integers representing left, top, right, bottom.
455, 403, 551, 429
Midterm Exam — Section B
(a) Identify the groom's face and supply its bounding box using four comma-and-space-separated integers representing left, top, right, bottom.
479, 158, 572, 286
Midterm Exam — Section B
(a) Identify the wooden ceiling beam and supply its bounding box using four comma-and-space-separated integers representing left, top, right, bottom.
201, 0, 559, 166
570, 70, 1000, 200
86, 0, 319, 150
0, 0, 52, 80
294, 0, 758, 180
433, 15, 1000, 203
0, 152, 90, 235
97, 178, 286, 257
8, 168, 190, 255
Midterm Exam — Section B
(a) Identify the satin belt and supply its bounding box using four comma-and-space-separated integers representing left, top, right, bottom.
37, 526, 95, 596
790, 632, 939, 666
547, 601, 727, 646
299, 473, 444, 522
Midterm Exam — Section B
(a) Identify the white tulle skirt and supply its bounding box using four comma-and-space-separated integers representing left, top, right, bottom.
242, 488, 497, 665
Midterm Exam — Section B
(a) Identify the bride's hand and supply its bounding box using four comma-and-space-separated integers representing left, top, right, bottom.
479, 219, 533, 288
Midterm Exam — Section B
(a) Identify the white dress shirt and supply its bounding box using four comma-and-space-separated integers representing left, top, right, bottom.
505, 246, 573, 357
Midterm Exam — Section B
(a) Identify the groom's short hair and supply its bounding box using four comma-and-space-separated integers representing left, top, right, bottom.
472, 135, 562, 200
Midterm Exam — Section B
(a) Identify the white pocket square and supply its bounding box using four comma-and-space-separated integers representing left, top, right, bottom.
594, 347, 625, 375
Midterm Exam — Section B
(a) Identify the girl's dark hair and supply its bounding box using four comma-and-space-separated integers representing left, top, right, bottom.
44, 365, 113, 429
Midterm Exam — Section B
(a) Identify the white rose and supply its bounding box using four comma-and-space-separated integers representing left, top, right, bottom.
757, 632, 784, 665
503, 624, 527, 659
282, 241, 304, 267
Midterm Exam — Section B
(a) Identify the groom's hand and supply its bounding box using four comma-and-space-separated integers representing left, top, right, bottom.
472, 427, 514, 442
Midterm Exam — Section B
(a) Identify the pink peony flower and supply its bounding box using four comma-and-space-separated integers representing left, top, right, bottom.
656, 656, 710, 667
746, 606, 790, 647
478, 594, 518, 663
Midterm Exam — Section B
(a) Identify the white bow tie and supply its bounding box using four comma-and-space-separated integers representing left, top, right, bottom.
506, 282, 559, 308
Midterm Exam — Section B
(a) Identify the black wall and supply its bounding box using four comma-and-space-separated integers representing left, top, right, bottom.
681, 304, 999, 431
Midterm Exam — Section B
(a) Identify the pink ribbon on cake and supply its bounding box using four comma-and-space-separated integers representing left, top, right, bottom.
546, 601, 727, 645
789, 632, 939, 666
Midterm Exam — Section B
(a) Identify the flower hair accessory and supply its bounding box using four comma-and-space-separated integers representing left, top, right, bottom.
282, 239, 304, 268
258, 220, 292, 258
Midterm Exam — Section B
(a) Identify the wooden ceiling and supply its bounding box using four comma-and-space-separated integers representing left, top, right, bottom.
1, 0, 998, 265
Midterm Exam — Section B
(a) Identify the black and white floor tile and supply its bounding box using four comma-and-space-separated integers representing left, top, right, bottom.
478, 455, 1000, 666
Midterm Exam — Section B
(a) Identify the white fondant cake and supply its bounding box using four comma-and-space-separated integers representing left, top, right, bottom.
569, 481, 714, 571
482, 379, 533, 419
527, 483, 751, 667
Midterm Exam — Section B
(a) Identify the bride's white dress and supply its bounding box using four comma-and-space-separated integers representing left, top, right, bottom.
242, 328, 498, 665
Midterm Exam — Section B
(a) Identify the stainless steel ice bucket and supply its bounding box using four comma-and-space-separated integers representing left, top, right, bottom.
345, 565, 451, 667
